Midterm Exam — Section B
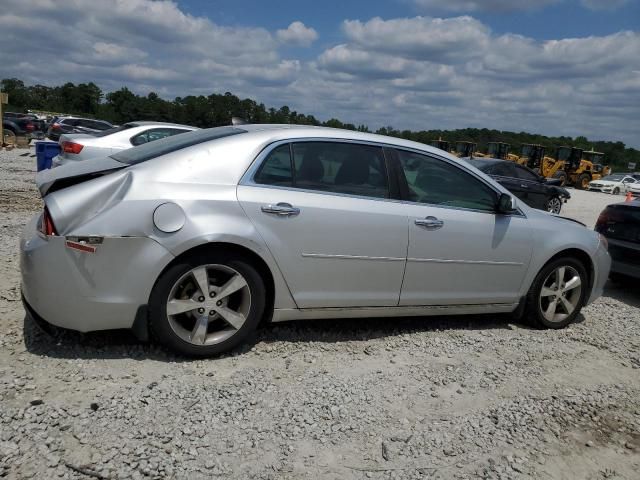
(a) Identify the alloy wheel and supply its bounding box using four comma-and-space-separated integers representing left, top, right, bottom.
546, 197, 562, 214
538, 265, 582, 323
166, 264, 251, 346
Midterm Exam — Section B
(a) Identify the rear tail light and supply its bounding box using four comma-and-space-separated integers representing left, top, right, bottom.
51, 123, 61, 130
39, 207, 58, 236
62, 141, 84, 154
595, 208, 625, 232
25, 122, 35, 131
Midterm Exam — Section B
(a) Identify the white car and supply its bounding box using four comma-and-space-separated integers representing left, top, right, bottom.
52, 121, 198, 167
588, 174, 639, 195
628, 181, 640, 198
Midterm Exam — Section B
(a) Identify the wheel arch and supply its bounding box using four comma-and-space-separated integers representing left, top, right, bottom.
153, 241, 279, 325
541, 247, 594, 297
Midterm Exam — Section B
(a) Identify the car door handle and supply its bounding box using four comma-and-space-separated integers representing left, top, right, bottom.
261, 203, 300, 217
520, 184, 529, 188
415, 216, 444, 230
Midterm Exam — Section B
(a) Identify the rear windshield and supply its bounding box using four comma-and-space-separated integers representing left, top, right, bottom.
111, 127, 245, 165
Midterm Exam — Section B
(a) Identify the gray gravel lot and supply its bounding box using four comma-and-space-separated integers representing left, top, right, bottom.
1, 146, 638, 479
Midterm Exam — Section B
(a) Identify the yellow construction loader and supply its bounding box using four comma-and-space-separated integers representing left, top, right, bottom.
452, 141, 477, 158
429, 139, 451, 152
475, 142, 520, 162
531, 146, 611, 189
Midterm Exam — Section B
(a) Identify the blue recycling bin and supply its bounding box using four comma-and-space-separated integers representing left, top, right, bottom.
35, 141, 61, 171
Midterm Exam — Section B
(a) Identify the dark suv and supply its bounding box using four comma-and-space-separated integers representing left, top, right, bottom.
47, 116, 114, 141
595, 199, 640, 281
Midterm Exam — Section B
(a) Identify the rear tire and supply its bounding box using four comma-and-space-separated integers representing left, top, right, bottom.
149, 250, 266, 357
524, 257, 588, 329
3, 128, 16, 146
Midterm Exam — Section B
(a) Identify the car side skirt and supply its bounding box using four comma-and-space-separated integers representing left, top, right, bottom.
271, 303, 519, 322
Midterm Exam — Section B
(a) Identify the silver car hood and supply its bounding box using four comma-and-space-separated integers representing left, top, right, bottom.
36, 155, 125, 197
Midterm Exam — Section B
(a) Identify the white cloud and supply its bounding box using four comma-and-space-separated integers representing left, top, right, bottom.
412, 0, 560, 12
413, 0, 632, 12
276, 21, 318, 47
0, 0, 638, 147
342, 17, 489, 62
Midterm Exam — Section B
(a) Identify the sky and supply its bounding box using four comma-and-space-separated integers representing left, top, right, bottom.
1, 0, 639, 146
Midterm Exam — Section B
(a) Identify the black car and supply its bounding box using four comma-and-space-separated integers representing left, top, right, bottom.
2, 113, 45, 143
47, 116, 114, 141
467, 158, 571, 214
595, 199, 640, 280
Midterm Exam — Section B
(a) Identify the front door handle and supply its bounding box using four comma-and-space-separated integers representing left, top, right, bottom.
261, 202, 300, 217
415, 216, 444, 230
520, 184, 529, 189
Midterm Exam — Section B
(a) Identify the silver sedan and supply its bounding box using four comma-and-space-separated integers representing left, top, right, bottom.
21, 125, 611, 356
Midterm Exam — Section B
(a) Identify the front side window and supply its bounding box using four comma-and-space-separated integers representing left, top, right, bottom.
397, 149, 497, 212
491, 161, 516, 178
514, 165, 539, 182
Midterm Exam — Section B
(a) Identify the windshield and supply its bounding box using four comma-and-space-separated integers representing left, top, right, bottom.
111, 126, 245, 165
602, 175, 624, 181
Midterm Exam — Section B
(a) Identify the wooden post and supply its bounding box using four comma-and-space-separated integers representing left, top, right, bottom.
0, 92, 6, 147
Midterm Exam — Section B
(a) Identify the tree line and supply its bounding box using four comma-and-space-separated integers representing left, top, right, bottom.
2, 77, 638, 170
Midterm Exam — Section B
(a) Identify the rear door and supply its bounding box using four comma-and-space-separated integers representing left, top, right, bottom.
237, 140, 409, 308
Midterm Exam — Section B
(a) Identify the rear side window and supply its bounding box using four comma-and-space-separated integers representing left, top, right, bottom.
397, 149, 497, 212
293, 142, 388, 199
254, 144, 293, 186
130, 128, 190, 146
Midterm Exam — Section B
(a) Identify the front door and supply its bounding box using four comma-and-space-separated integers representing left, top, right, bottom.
393, 149, 533, 305
514, 164, 548, 209
237, 141, 408, 308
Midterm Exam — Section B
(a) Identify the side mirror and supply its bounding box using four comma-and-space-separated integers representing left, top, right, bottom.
497, 193, 517, 214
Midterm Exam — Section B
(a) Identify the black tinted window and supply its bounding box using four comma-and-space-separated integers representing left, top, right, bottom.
254, 144, 293, 186
112, 127, 244, 165
291, 142, 389, 199
398, 150, 497, 212
491, 162, 516, 177
514, 165, 539, 181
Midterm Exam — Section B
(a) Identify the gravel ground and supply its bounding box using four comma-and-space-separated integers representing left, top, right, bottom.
1, 146, 638, 480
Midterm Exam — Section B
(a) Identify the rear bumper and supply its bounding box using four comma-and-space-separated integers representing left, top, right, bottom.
20, 215, 174, 333
587, 239, 611, 304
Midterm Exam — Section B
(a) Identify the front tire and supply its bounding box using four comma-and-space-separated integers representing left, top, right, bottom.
553, 171, 567, 186
612, 187, 620, 195
545, 196, 562, 214
576, 173, 590, 190
524, 257, 588, 329
149, 250, 266, 357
